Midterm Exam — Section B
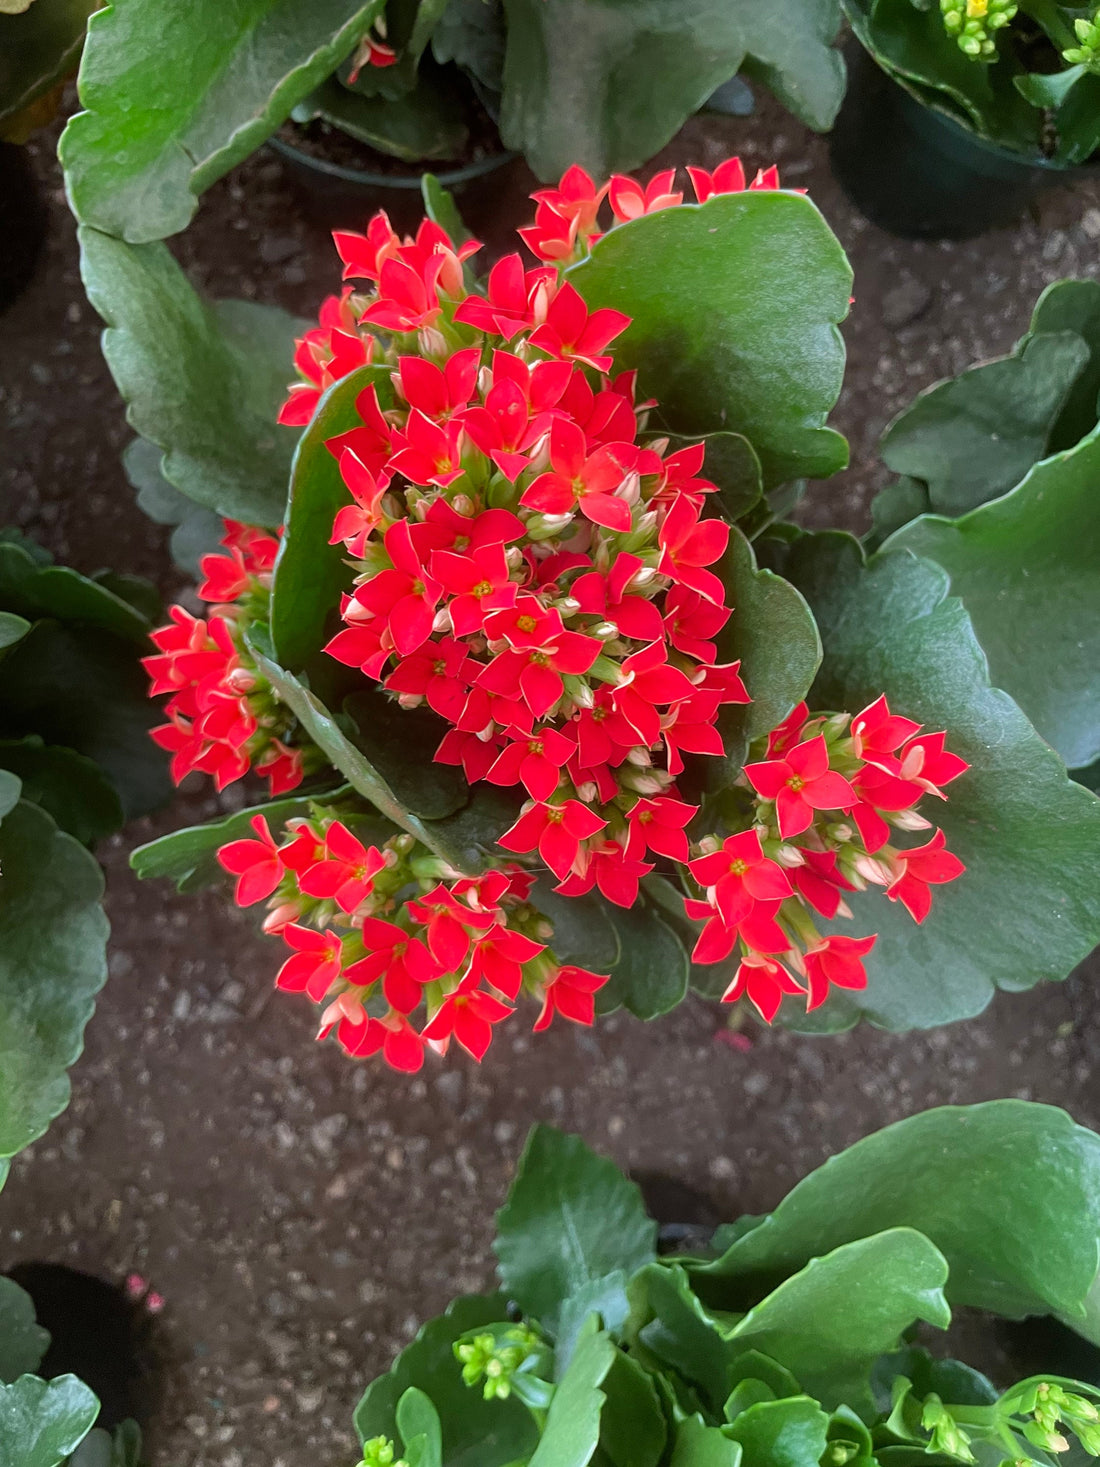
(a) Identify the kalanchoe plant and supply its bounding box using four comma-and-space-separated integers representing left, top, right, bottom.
843, 0, 1100, 164
0, 528, 168, 1184
349, 1102, 1100, 1467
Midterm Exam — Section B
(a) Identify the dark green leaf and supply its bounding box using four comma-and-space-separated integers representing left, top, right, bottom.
89, 570, 162, 628
129, 784, 356, 891
529, 1326, 616, 1467
691, 1100, 1100, 1342
298, 69, 469, 161
0, 1374, 99, 1467
0, 0, 96, 135
597, 1349, 666, 1467
0, 798, 108, 1161
0, 619, 171, 819
0, 769, 19, 820
886, 423, 1100, 768
79, 227, 302, 525
763, 531, 1100, 1031
724, 1230, 950, 1413
354, 1294, 538, 1467
0, 1277, 49, 1385
499, 0, 844, 181
343, 692, 469, 820
1025, 278, 1100, 452
344, 0, 449, 100
0, 612, 29, 651
669, 1416, 741, 1467
880, 331, 1089, 517
432, 0, 505, 94
0, 539, 150, 643
866, 477, 931, 551
421, 171, 474, 245
630, 1263, 739, 1414
667, 433, 763, 525
531, 879, 621, 972
0, 737, 124, 846
871, 1348, 997, 1415
556, 1274, 630, 1376
494, 1126, 657, 1331
397, 1387, 443, 1467
569, 191, 851, 490
724, 1397, 829, 1467
270, 364, 391, 671
61, 0, 385, 240
122, 436, 222, 575
600, 903, 689, 1020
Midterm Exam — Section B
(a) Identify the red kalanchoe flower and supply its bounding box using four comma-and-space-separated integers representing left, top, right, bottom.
527, 282, 632, 373
344, 917, 440, 1009
556, 837, 654, 908
790, 848, 856, 919
803, 934, 877, 1010
657, 496, 730, 603
608, 168, 683, 222
276, 925, 344, 1002
520, 416, 634, 532
744, 735, 857, 839
851, 694, 922, 766
385, 636, 475, 721
217, 815, 284, 906
297, 822, 386, 913
570, 552, 664, 641
479, 600, 603, 719
532, 963, 608, 1031
486, 725, 576, 801
421, 979, 514, 1061
689, 829, 793, 926
887, 830, 966, 923
453, 254, 552, 338
625, 795, 696, 861
406, 883, 494, 970
430, 543, 518, 636
466, 925, 546, 1001
610, 641, 697, 748
685, 895, 790, 964
498, 798, 607, 879
721, 951, 805, 1022
337, 1009, 425, 1073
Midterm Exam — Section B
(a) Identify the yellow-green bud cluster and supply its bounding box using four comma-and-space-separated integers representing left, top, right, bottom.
940, 0, 1018, 59
1064, 11, 1100, 72
1022, 1383, 1100, 1456
359, 1437, 408, 1467
454, 1326, 541, 1402
921, 1397, 976, 1463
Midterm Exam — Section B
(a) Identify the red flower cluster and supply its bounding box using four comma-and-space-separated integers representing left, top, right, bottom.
144, 523, 314, 794
217, 811, 607, 1071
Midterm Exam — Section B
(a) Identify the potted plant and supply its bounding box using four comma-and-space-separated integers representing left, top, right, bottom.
75, 160, 1100, 1073
59, 0, 848, 243
350, 1101, 1100, 1467
834, 0, 1100, 237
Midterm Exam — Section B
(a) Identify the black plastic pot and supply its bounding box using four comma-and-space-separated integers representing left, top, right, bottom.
268, 132, 519, 235
830, 43, 1097, 239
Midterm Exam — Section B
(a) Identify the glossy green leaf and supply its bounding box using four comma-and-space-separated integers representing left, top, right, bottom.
122, 436, 222, 574
597, 1350, 666, 1467
69, 1419, 143, 1467
0, 1374, 99, 1467
570, 192, 851, 490
0, 613, 30, 651
0, 798, 108, 1161
0, 540, 150, 643
1025, 278, 1100, 452
529, 1326, 616, 1467
530, 879, 621, 972
667, 433, 763, 525
555, 1273, 630, 1376
421, 171, 474, 245
725, 1230, 950, 1413
867, 477, 930, 551
670, 1416, 741, 1467
494, 1126, 657, 1331
0, 769, 19, 820
724, 1396, 829, 1467
0, 0, 95, 134
762, 531, 1100, 1032
397, 1387, 443, 1467
0, 737, 124, 846
61, 0, 384, 241
354, 1294, 538, 1467
0, 619, 170, 819
342, 691, 470, 820
600, 903, 689, 1020
0, 1278, 49, 1385
880, 331, 1090, 518
692, 1101, 1100, 1341
432, 0, 504, 95
79, 227, 302, 525
296, 68, 468, 161
270, 364, 391, 671
886, 424, 1100, 768
631, 1263, 738, 1414
129, 783, 355, 891
499, 0, 844, 181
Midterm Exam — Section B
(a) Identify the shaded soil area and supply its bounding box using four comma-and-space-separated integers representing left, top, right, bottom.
0, 88, 1098, 1467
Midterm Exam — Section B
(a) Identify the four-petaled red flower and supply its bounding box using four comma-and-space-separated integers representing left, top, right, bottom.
887, 831, 966, 923
744, 735, 857, 839
498, 798, 607, 879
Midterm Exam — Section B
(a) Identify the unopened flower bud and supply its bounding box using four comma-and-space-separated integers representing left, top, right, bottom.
417, 326, 448, 358
592, 620, 619, 640
853, 854, 892, 887
775, 844, 806, 868
823, 713, 851, 740
262, 901, 302, 934
619, 766, 669, 795
891, 808, 933, 831
626, 746, 653, 768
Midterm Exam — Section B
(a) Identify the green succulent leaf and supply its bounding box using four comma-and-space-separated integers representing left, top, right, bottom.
354, 1294, 538, 1467
0, 613, 30, 652
691, 1100, 1100, 1342
0, 0, 96, 136
867, 477, 930, 551
670, 1416, 742, 1467
630, 1263, 739, 1415
569, 191, 851, 490
597, 1350, 666, 1467
499, 0, 844, 182
342, 691, 470, 820
79, 226, 303, 526
494, 1126, 657, 1331
432, 0, 505, 95
0, 737, 124, 846
1024, 278, 1100, 452
879, 331, 1090, 519
0, 797, 108, 1163
61, 0, 385, 241
724, 1396, 830, 1467
667, 433, 764, 526
599, 903, 689, 1020
0, 538, 151, 643
421, 171, 474, 245
295, 67, 469, 161
885, 423, 1100, 768
531, 879, 621, 972
0, 1278, 49, 1385
0, 1374, 99, 1467
761, 531, 1100, 1032
396, 1387, 443, 1467
529, 1325, 616, 1467
122, 436, 222, 575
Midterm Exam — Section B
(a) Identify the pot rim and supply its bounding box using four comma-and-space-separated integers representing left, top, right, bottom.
268, 132, 518, 190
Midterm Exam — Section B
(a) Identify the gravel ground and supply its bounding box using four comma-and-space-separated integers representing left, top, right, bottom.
0, 83, 1098, 1467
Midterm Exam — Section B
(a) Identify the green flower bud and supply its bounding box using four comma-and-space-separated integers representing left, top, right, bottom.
940, 0, 1017, 60
922, 1396, 976, 1462
359, 1436, 408, 1467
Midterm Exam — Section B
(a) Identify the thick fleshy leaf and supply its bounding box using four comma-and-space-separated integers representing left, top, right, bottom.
61, 0, 384, 241
494, 1126, 657, 1331
79, 227, 302, 525
129, 783, 357, 892
396, 1388, 443, 1467
0, 737, 124, 846
1024, 278, 1100, 453
0, 798, 108, 1161
293, 69, 469, 162
629, 1263, 741, 1413
691, 1101, 1100, 1343
600, 904, 689, 1021
724, 1397, 829, 1467
0, 612, 30, 651
354, 1294, 538, 1467
0, 1374, 99, 1467
569, 191, 851, 490
432, 0, 505, 94
879, 331, 1090, 518
530, 879, 621, 972
122, 436, 222, 574
0, 539, 150, 643
0, 0, 96, 136
0, 619, 170, 819
762, 531, 1100, 1032
342, 692, 470, 820
0, 1278, 49, 1385
670, 1416, 742, 1467
421, 172, 474, 246
724, 1230, 950, 1413
271, 365, 392, 671
598, 1350, 666, 1467
667, 433, 763, 525
499, 0, 844, 181
886, 424, 1100, 768
529, 1326, 616, 1467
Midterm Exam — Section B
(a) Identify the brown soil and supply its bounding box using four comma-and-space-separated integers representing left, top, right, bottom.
1, 91, 1098, 1467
